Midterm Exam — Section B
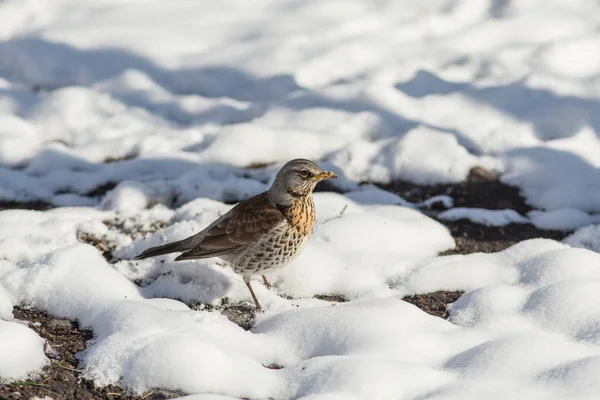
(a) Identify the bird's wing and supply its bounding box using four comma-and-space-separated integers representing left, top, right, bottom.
175, 192, 286, 260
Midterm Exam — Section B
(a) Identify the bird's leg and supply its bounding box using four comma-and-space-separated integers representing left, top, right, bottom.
244, 276, 262, 311
262, 275, 272, 289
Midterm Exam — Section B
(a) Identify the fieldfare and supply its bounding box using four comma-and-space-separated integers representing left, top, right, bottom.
134, 158, 336, 311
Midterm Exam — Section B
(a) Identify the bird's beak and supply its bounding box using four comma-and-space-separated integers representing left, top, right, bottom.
313, 171, 337, 181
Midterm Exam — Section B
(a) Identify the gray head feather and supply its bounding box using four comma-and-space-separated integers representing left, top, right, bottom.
267, 159, 336, 206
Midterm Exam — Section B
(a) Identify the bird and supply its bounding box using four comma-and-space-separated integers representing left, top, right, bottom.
133, 158, 337, 311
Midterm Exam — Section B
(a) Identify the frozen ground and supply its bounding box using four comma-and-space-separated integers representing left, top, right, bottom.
1, 0, 600, 399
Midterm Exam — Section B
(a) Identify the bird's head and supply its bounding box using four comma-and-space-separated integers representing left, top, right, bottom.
268, 159, 336, 205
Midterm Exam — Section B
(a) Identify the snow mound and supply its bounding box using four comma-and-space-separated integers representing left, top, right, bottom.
0, 286, 12, 321
1, 0, 600, 216
564, 225, 600, 253
0, 280, 47, 382
2, 188, 600, 398
528, 209, 600, 231
438, 208, 528, 227
0, 319, 48, 382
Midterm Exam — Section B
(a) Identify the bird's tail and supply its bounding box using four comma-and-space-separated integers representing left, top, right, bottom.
133, 239, 192, 260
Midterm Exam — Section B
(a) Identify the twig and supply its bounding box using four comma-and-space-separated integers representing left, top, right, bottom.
52, 362, 80, 373
323, 204, 348, 224
12, 381, 49, 388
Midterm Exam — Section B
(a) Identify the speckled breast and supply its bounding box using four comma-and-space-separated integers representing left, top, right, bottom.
228, 195, 316, 275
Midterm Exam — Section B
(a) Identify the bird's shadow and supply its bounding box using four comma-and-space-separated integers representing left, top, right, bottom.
135, 258, 235, 306
134, 258, 260, 328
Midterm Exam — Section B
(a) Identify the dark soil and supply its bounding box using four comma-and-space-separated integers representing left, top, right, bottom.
314, 294, 347, 302
0, 201, 51, 212
402, 291, 464, 319
441, 220, 566, 255
77, 231, 115, 262
85, 182, 118, 198
190, 302, 257, 331
380, 166, 528, 213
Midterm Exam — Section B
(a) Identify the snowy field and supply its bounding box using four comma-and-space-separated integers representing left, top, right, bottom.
1, 0, 600, 399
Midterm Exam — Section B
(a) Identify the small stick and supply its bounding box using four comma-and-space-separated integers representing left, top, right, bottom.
323, 204, 348, 224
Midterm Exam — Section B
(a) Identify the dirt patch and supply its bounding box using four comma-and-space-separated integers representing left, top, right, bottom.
314, 294, 347, 303
85, 182, 118, 198
77, 231, 115, 262
381, 167, 530, 214
103, 154, 137, 164
0, 201, 52, 212
441, 220, 566, 255
2, 307, 182, 400
402, 291, 464, 319
108, 219, 169, 242
191, 302, 257, 331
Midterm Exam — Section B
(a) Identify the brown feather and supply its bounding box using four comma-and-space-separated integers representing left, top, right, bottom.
175, 192, 285, 260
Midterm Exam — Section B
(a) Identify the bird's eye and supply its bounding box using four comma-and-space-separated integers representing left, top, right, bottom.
299, 169, 310, 178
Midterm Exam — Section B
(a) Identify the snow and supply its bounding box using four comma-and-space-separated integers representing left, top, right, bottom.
438, 208, 528, 227
0, 0, 599, 212
344, 184, 413, 207
0, 318, 47, 382
0, 280, 47, 382
1, 0, 600, 398
528, 209, 600, 231
433, 207, 600, 231
331, 126, 499, 185
3, 197, 600, 398
564, 225, 600, 253
0, 286, 12, 321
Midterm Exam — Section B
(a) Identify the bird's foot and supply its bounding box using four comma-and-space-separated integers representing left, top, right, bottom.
261, 275, 272, 289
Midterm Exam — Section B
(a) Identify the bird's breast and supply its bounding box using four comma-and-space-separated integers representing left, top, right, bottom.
282, 195, 316, 236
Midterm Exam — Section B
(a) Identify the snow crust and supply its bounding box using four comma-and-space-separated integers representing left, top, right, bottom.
0, 283, 47, 382
528, 209, 600, 231
438, 208, 528, 227
564, 225, 600, 253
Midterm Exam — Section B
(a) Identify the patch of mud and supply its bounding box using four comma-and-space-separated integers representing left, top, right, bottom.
0, 201, 51, 212
402, 291, 464, 319
381, 167, 529, 214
